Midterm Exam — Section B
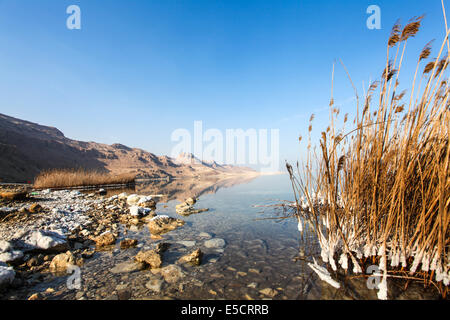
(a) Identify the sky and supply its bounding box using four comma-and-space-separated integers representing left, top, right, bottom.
0, 0, 448, 171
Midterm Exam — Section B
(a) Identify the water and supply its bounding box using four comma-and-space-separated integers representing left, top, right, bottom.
4, 174, 440, 300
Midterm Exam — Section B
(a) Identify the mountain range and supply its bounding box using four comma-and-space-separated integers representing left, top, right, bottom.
0, 113, 257, 183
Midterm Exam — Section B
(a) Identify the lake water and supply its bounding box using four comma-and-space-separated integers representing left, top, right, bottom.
8, 174, 438, 300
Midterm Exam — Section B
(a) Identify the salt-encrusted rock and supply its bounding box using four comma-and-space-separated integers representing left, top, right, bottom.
185, 197, 197, 206
94, 232, 116, 247
0, 250, 24, 264
137, 196, 156, 208
0, 263, 15, 290
178, 249, 203, 266
120, 239, 138, 249
96, 189, 107, 196
147, 215, 185, 235
135, 250, 162, 269
204, 238, 226, 249
0, 240, 12, 253
49, 251, 75, 272
126, 194, 141, 206
19, 230, 68, 252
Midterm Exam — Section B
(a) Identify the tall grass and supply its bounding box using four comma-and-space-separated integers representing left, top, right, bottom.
288, 8, 449, 299
33, 169, 136, 189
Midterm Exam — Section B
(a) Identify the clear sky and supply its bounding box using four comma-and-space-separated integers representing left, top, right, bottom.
0, 0, 447, 170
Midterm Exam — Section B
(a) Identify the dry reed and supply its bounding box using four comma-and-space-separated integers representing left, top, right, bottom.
33, 169, 136, 189
287, 7, 449, 299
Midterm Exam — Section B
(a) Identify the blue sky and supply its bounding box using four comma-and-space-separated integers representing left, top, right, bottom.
0, 0, 447, 169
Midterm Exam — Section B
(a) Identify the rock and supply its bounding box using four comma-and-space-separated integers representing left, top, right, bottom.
198, 232, 212, 239
155, 243, 170, 253
185, 197, 197, 206
176, 241, 196, 247
0, 263, 15, 289
0, 240, 12, 253
247, 282, 258, 289
138, 196, 156, 208
160, 264, 185, 284
19, 230, 68, 252
120, 239, 138, 249
0, 250, 23, 264
49, 251, 76, 272
26, 255, 42, 267
94, 232, 116, 247
135, 250, 162, 269
116, 286, 132, 300
259, 288, 278, 298
96, 189, 107, 196
81, 249, 95, 259
178, 249, 203, 266
118, 192, 128, 201
145, 279, 164, 293
0, 191, 28, 201
111, 261, 145, 274
126, 194, 141, 206
28, 293, 41, 300
129, 206, 153, 217
29, 204, 43, 213
147, 215, 185, 235
204, 238, 226, 249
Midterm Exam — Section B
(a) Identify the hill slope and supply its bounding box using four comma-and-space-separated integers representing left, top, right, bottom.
0, 113, 257, 183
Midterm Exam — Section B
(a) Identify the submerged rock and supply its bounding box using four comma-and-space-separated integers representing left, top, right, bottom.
28, 204, 43, 213
120, 239, 138, 249
147, 215, 185, 235
111, 261, 145, 274
204, 238, 226, 249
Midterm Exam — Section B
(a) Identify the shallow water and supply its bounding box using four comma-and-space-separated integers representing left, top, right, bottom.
4, 175, 440, 300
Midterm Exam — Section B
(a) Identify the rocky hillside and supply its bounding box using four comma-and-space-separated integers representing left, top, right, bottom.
0, 113, 256, 183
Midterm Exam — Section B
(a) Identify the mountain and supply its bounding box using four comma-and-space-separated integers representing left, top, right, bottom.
0, 113, 258, 183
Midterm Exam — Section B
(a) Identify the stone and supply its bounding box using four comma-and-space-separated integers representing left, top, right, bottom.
198, 232, 212, 239
135, 250, 162, 269
0, 240, 12, 253
28, 293, 41, 300
0, 263, 15, 289
94, 232, 116, 247
111, 261, 145, 274
49, 251, 76, 272
160, 264, 185, 284
176, 241, 196, 247
19, 230, 68, 252
185, 197, 197, 206
129, 206, 153, 217
247, 282, 258, 289
147, 215, 185, 235
145, 279, 164, 293
118, 192, 128, 201
259, 288, 278, 298
29, 204, 43, 213
120, 239, 138, 249
0, 191, 27, 201
0, 250, 23, 264
138, 196, 156, 208
96, 189, 107, 196
178, 249, 203, 266
126, 194, 141, 206
204, 238, 226, 249
155, 243, 170, 253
